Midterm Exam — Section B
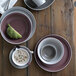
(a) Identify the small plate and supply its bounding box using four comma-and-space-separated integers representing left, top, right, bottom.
9, 46, 32, 69
34, 35, 72, 72
24, 0, 55, 11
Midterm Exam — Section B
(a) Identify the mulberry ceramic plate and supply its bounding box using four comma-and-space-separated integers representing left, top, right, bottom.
34, 35, 72, 72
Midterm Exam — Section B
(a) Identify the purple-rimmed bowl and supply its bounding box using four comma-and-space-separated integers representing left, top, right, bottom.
0, 7, 36, 44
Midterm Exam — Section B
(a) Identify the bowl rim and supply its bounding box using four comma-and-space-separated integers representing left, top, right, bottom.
37, 37, 64, 65
12, 48, 30, 66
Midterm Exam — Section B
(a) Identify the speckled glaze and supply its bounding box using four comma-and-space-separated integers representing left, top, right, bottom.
9, 46, 33, 69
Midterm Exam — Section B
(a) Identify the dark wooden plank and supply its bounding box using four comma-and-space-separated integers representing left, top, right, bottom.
15, 0, 26, 7
28, 7, 52, 76
0, 35, 3, 76
2, 41, 28, 76
0, 0, 75, 76
51, 0, 75, 76
74, 0, 76, 75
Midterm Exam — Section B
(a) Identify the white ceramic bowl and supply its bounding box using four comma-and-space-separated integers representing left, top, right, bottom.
12, 48, 30, 66
37, 37, 64, 65
9, 46, 33, 69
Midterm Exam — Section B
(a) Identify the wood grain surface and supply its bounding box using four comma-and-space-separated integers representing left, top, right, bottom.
0, 0, 75, 76
74, 0, 76, 75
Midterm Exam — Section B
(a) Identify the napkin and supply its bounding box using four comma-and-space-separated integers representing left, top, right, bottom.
0, 0, 18, 14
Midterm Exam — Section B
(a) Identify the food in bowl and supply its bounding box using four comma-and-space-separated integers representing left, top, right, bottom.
12, 48, 30, 66
1, 12, 31, 44
7, 24, 22, 39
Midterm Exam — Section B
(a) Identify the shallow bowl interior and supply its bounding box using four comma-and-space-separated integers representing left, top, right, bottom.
37, 37, 64, 65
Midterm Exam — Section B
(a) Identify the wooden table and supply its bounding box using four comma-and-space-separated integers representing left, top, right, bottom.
0, 0, 75, 76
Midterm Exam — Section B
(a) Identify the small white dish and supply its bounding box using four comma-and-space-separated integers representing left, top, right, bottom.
12, 48, 30, 66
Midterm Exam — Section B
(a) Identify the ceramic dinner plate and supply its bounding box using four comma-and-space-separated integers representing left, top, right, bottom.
34, 35, 72, 72
0, 7, 36, 42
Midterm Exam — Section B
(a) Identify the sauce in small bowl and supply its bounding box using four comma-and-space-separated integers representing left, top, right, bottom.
9, 46, 33, 69
12, 48, 30, 66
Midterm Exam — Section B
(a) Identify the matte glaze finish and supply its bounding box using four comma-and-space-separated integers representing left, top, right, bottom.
1, 13, 31, 43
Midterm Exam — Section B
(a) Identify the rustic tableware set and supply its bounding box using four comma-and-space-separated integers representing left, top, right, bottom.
0, 0, 72, 72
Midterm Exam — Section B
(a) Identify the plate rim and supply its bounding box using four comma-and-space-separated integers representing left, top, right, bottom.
34, 34, 72, 72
